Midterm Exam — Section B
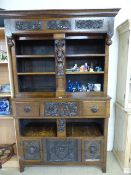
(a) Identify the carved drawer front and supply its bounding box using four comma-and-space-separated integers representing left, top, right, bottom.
15, 102, 40, 117
22, 140, 41, 160
83, 140, 103, 162
43, 139, 81, 162
44, 102, 78, 117
82, 101, 106, 116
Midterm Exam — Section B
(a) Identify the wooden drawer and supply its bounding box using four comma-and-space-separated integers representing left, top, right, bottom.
15, 102, 40, 117
82, 101, 106, 116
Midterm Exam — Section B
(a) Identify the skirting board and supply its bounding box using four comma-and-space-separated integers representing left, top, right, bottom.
113, 148, 131, 174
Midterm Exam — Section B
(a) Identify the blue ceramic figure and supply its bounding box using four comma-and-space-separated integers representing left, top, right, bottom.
67, 80, 73, 92
0, 99, 10, 115
95, 66, 102, 72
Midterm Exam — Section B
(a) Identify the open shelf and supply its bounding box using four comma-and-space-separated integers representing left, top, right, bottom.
17, 57, 55, 73
66, 39, 105, 55
20, 119, 57, 137
66, 74, 104, 92
16, 40, 54, 55
66, 119, 104, 137
18, 75, 56, 92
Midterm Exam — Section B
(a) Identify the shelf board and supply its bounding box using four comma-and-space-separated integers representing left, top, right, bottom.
66, 54, 105, 57
66, 71, 104, 74
17, 72, 56, 75
0, 115, 13, 119
0, 61, 8, 64
16, 55, 55, 58
0, 92, 11, 97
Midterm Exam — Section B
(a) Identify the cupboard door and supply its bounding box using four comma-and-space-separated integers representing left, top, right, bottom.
83, 139, 103, 162
43, 139, 81, 162
22, 140, 41, 160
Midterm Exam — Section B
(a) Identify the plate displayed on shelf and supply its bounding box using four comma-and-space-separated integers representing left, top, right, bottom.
0, 99, 10, 115
0, 84, 10, 93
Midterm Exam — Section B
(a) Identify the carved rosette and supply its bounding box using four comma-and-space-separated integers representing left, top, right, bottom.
55, 40, 65, 76
44, 102, 78, 117
15, 21, 42, 31
57, 119, 66, 133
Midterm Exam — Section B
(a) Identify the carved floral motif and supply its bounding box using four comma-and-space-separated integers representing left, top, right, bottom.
46, 20, 71, 30
55, 40, 65, 76
75, 20, 104, 29
44, 102, 78, 117
15, 21, 42, 30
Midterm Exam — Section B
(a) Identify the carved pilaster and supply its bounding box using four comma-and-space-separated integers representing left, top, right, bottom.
55, 40, 65, 76
57, 119, 66, 137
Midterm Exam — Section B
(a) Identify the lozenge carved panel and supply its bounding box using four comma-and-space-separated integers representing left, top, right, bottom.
43, 139, 81, 162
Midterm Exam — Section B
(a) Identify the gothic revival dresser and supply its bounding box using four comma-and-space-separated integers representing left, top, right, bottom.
0, 9, 119, 172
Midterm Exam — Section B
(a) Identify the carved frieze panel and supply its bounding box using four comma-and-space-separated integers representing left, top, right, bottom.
46, 20, 71, 30
75, 20, 104, 29
84, 140, 101, 161
15, 21, 42, 31
23, 140, 41, 160
43, 139, 81, 162
55, 40, 65, 76
44, 102, 78, 117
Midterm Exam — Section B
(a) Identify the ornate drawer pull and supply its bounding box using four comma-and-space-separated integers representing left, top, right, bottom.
24, 106, 31, 113
91, 106, 98, 113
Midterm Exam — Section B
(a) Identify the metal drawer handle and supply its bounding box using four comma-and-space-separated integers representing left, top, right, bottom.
91, 106, 98, 113
24, 106, 31, 113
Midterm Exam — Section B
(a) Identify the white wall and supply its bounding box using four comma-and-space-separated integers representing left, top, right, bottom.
1, 0, 131, 151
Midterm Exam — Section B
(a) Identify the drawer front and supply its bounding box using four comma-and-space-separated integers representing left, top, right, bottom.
15, 102, 40, 117
22, 139, 41, 161
82, 101, 106, 116
43, 139, 81, 162
43, 101, 79, 117
83, 139, 103, 162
